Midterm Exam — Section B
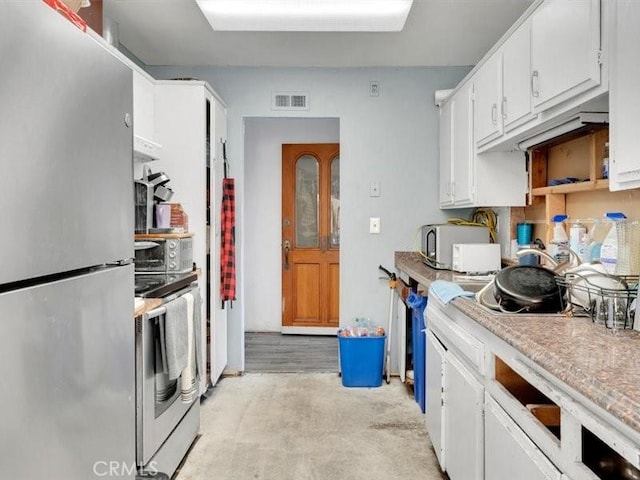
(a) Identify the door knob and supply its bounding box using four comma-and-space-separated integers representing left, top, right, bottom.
283, 240, 291, 270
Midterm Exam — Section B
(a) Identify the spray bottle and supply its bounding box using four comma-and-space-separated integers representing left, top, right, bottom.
549, 214, 569, 264
600, 212, 627, 274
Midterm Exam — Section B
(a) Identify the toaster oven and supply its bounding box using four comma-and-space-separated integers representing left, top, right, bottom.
421, 224, 490, 270
134, 236, 193, 274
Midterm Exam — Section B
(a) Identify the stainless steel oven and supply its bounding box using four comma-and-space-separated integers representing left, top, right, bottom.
136, 283, 200, 477
134, 236, 194, 274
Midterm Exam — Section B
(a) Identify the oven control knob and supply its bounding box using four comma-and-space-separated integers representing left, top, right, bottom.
168, 241, 177, 249
169, 262, 177, 269
169, 251, 177, 258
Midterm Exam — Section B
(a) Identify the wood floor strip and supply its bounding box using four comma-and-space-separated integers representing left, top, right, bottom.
245, 333, 339, 373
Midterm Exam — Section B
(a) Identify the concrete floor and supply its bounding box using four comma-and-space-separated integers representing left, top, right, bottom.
175, 373, 446, 480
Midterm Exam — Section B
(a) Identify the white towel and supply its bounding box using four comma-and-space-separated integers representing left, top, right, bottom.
164, 296, 189, 380
180, 292, 197, 403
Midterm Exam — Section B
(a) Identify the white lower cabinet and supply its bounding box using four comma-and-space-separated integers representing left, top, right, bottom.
426, 331, 446, 469
485, 395, 562, 480
444, 352, 484, 480
425, 317, 484, 480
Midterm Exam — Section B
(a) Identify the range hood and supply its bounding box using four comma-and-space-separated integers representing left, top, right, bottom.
517, 112, 609, 151
133, 135, 163, 162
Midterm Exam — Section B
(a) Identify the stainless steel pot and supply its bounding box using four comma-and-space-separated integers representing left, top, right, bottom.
147, 171, 170, 187
153, 185, 174, 202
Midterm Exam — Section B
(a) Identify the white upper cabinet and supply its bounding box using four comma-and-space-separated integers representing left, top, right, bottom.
530, 0, 601, 112
439, 96, 454, 207
439, 81, 526, 209
132, 70, 155, 141
502, 19, 534, 133
451, 83, 474, 206
609, 0, 640, 191
440, 84, 474, 208
473, 54, 503, 147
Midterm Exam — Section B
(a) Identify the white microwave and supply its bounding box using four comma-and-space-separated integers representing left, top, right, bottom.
421, 224, 490, 270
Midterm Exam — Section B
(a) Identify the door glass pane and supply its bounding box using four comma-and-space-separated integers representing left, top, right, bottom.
296, 155, 319, 247
330, 155, 340, 247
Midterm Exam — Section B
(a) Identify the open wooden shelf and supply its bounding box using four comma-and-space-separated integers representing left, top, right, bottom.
530, 179, 609, 196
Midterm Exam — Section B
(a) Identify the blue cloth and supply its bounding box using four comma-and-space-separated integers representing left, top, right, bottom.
428, 280, 475, 304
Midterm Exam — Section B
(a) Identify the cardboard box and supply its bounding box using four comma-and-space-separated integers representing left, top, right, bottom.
61, 0, 82, 12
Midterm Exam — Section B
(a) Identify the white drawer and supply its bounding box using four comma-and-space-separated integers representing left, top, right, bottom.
427, 302, 484, 372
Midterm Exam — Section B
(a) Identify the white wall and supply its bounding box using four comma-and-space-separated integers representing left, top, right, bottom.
147, 66, 472, 372
244, 118, 339, 332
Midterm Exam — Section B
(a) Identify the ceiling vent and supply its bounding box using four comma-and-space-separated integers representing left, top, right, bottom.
272, 92, 309, 111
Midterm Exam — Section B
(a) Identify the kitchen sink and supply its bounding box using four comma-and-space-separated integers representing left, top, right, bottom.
452, 275, 566, 316
451, 275, 494, 294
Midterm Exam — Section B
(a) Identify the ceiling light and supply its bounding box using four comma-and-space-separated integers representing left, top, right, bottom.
195, 0, 414, 32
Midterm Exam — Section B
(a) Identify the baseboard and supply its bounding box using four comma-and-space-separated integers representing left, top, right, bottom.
281, 326, 338, 335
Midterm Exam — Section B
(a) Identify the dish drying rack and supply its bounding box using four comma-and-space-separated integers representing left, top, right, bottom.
557, 273, 638, 331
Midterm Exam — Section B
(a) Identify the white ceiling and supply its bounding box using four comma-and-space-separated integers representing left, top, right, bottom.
103, 0, 536, 68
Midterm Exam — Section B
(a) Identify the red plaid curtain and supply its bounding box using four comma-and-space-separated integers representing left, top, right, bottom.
220, 178, 236, 308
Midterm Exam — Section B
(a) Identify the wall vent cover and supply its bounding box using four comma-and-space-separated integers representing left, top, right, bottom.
272, 92, 309, 111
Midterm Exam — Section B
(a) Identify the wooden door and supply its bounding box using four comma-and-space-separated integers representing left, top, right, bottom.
282, 143, 339, 329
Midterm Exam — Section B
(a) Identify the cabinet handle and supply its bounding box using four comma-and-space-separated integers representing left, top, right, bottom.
491, 103, 497, 125
502, 97, 507, 120
531, 70, 539, 98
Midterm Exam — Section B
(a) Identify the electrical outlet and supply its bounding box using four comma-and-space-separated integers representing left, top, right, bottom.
369, 181, 381, 197
369, 217, 381, 234
369, 81, 380, 97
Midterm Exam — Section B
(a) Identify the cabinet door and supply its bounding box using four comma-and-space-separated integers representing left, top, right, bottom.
474, 54, 502, 146
609, 0, 640, 191
426, 330, 446, 470
502, 19, 533, 132
451, 83, 474, 206
444, 352, 484, 480
485, 395, 562, 480
133, 70, 155, 140
439, 99, 454, 207
531, 0, 601, 112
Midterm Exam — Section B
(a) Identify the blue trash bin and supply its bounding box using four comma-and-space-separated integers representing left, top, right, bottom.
338, 335, 386, 387
407, 291, 427, 413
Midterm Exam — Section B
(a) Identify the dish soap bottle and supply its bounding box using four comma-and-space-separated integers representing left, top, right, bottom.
600, 212, 627, 274
569, 220, 589, 263
549, 214, 569, 264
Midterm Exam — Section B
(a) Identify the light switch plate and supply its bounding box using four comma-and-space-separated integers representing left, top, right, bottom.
369, 217, 380, 234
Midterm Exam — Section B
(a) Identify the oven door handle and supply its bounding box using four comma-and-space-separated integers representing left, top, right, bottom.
143, 305, 167, 320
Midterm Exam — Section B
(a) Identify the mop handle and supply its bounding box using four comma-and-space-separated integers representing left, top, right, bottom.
378, 265, 397, 286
